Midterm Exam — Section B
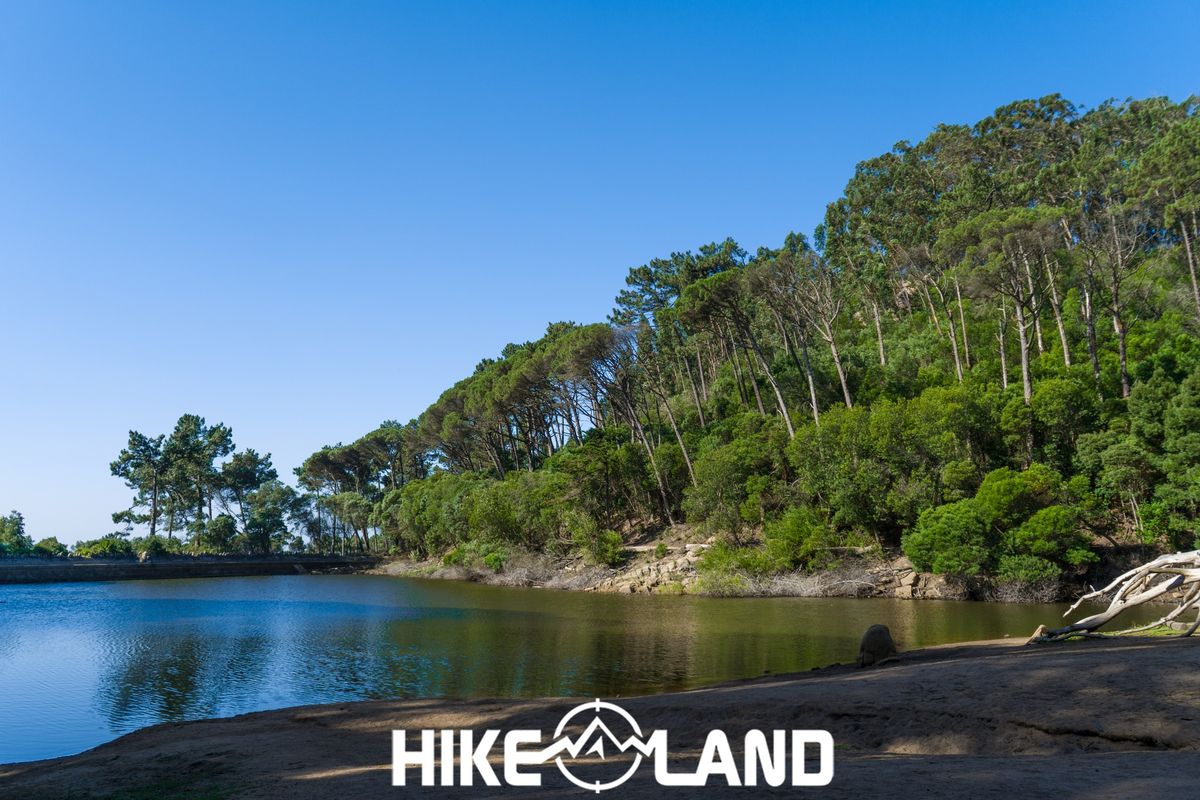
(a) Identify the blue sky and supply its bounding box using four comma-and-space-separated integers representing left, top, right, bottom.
1, 1, 1197, 543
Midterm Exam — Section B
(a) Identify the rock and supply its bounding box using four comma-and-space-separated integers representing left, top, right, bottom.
895, 585, 913, 600
857, 624, 898, 668
899, 571, 918, 587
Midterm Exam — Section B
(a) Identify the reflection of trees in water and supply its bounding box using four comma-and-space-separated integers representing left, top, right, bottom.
97, 630, 271, 730
85, 580, 1157, 739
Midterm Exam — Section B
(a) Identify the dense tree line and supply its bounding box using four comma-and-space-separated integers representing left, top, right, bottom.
291, 95, 1200, 586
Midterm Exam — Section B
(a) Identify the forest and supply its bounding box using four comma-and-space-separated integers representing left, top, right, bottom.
7, 94, 1200, 597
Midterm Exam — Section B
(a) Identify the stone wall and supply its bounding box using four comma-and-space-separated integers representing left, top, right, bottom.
0, 556, 379, 584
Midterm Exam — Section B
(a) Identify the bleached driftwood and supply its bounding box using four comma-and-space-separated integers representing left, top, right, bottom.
1040, 550, 1200, 641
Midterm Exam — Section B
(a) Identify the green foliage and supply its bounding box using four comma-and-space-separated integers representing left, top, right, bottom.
442, 539, 509, 573
568, 511, 626, 566
905, 463, 1098, 579
904, 501, 992, 576
762, 507, 841, 571
73, 534, 135, 558
32, 537, 68, 557
0, 511, 32, 556
996, 554, 1062, 583
195, 515, 238, 553
684, 414, 781, 541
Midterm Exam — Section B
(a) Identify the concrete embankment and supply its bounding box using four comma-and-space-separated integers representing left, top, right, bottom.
0, 555, 379, 584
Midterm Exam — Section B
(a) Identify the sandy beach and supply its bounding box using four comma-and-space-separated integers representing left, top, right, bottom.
3, 635, 1197, 799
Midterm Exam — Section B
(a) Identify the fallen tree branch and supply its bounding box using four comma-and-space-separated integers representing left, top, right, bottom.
1038, 550, 1200, 641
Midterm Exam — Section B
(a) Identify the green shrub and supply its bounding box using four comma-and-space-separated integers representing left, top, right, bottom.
996, 554, 1062, 583
32, 537, 68, 557
569, 512, 625, 566
73, 534, 135, 558
903, 501, 991, 576
653, 541, 668, 559
762, 507, 839, 571
482, 548, 506, 572
1008, 505, 1097, 567
697, 541, 773, 576
442, 539, 509, 572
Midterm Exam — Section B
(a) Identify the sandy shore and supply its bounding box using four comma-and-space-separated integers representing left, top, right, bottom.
3, 636, 1198, 798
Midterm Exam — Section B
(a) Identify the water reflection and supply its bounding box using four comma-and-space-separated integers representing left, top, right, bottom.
0, 575, 1156, 763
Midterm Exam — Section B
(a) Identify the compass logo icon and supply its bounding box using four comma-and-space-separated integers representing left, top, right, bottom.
551, 699, 652, 792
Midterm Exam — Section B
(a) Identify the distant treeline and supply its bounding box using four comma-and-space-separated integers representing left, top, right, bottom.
8, 95, 1200, 587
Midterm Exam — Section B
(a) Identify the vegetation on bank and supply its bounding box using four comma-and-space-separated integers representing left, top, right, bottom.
6, 95, 1200, 597
296, 95, 1200, 596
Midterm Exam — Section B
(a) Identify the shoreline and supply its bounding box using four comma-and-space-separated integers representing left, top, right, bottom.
3, 636, 1197, 798
371, 545, 1065, 603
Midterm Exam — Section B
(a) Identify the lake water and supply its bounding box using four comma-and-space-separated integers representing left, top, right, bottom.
0, 574, 1121, 763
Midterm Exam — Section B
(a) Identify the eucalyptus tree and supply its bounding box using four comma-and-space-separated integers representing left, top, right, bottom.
1133, 113, 1200, 319
679, 268, 796, 436
747, 236, 822, 424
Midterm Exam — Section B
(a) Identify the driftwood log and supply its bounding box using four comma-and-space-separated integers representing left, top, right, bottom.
1039, 550, 1200, 641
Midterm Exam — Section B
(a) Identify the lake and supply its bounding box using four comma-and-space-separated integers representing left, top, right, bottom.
0, 574, 1120, 763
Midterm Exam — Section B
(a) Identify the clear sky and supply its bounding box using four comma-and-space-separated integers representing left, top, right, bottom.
1, 1, 1197, 543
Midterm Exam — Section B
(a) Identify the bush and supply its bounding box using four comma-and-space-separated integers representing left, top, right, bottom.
903, 501, 991, 576
442, 539, 509, 573
131, 534, 185, 558
653, 541, 668, 559
996, 554, 1062, 583
568, 512, 625, 566
697, 541, 773, 576
1009, 505, 1097, 567
73, 534, 135, 558
762, 507, 840, 571
32, 537, 68, 557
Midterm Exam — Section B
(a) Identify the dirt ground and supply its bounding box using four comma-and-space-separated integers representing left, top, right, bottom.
3, 637, 1198, 799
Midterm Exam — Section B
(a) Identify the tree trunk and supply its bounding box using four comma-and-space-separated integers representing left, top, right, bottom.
800, 333, 820, 425
954, 277, 970, 370
149, 474, 159, 539
1179, 218, 1200, 321
997, 302, 1009, 391
921, 283, 943, 336
1013, 296, 1033, 406
746, 336, 796, 439
1019, 243, 1045, 355
1042, 253, 1072, 367
682, 351, 706, 428
932, 282, 963, 381
741, 345, 767, 415
828, 337, 853, 408
1113, 306, 1131, 398
652, 380, 697, 486
1082, 276, 1102, 398
872, 300, 887, 366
